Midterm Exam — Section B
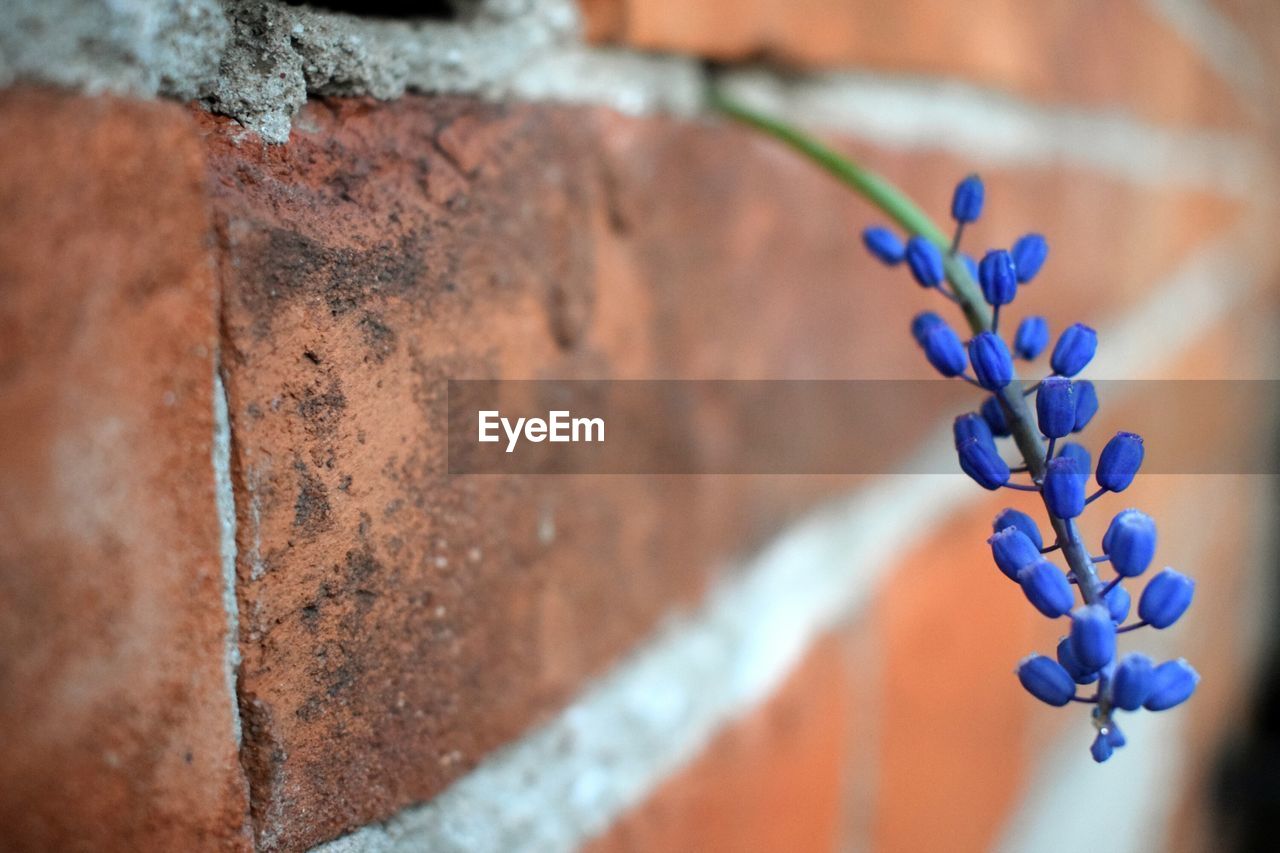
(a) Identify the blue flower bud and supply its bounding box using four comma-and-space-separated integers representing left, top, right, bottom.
957, 436, 1011, 490
1056, 636, 1100, 684
1110, 653, 1155, 711
1069, 604, 1116, 670
990, 527, 1041, 581
1036, 377, 1076, 439
1012, 233, 1049, 283
1138, 568, 1194, 629
1018, 561, 1074, 617
1105, 584, 1131, 624
954, 412, 995, 451
993, 507, 1043, 550
862, 226, 905, 265
1106, 721, 1127, 749
1043, 457, 1085, 518
1143, 659, 1199, 711
968, 332, 1014, 390
1072, 380, 1099, 432
1013, 316, 1049, 359
981, 394, 1011, 437
910, 311, 945, 346
1017, 654, 1076, 706
960, 253, 979, 281
1097, 431, 1144, 492
905, 235, 945, 287
952, 174, 984, 223
922, 324, 968, 377
1056, 442, 1092, 480
1102, 509, 1157, 577
978, 250, 1017, 306
1090, 733, 1113, 763
1050, 323, 1098, 377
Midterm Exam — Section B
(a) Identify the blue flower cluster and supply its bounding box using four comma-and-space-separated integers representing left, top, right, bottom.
862, 175, 1198, 763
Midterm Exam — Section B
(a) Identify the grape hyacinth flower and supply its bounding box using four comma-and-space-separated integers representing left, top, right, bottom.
911, 311, 945, 346
1072, 380, 1099, 432
968, 332, 1014, 390
981, 394, 1011, 436
994, 507, 1044, 550
921, 323, 968, 377
1012, 233, 1049, 283
1103, 509, 1157, 577
1050, 323, 1098, 377
863, 226, 906, 265
1056, 442, 1092, 480
1013, 315, 1049, 360
978, 250, 1017, 309
906, 235, 946, 289
858, 172, 1199, 763
1036, 377, 1076, 441
952, 174, 985, 224
710, 94, 1198, 763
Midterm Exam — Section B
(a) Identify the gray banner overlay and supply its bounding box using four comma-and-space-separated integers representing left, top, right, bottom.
446, 380, 1278, 475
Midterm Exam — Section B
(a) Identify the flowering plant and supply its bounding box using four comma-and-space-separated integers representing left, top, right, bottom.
714, 92, 1198, 762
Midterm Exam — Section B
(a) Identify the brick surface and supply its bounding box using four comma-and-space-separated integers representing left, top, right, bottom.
582, 0, 1257, 128
197, 93, 1256, 849
583, 634, 854, 853
872, 506, 1038, 852
0, 89, 251, 851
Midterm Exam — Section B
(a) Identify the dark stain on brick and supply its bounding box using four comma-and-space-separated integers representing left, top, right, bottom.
358, 311, 397, 362
241, 226, 434, 325
344, 546, 380, 583
296, 378, 346, 439
292, 457, 332, 535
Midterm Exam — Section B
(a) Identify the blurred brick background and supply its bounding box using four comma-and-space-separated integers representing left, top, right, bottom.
1, 1, 1278, 851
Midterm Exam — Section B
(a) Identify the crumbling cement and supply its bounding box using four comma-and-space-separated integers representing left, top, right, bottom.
0, 0, 683, 143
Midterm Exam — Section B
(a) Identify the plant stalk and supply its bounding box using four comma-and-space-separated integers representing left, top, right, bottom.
710, 86, 1102, 604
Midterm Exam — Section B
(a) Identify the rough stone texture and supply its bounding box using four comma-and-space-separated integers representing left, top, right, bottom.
194, 90, 1258, 850
0, 88, 251, 852
582, 0, 1256, 128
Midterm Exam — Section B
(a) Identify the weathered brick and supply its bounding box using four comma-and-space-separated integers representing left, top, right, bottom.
581, 0, 1256, 127
0, 89, 251, 851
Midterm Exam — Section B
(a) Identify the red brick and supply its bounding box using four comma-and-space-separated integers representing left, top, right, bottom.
0, 89, 251, 851
582, 0, 1257, 128
872, 507, 1038, 852
584, 634, 854, 853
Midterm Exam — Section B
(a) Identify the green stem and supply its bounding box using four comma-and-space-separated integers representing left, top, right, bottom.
710, 86, 1102, 605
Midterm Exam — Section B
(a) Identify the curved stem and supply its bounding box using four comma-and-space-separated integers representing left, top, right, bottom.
711, 87, 1104, 604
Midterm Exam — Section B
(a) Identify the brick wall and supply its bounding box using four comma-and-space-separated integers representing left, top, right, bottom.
1, 1, 1278, 851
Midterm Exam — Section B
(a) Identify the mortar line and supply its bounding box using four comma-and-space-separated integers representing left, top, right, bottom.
213, 362, 243, 749
704, 67, 1268, 199
1143, 0, 1271, 124
306, 220, 1264, 853
0, 0, 1271, 200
